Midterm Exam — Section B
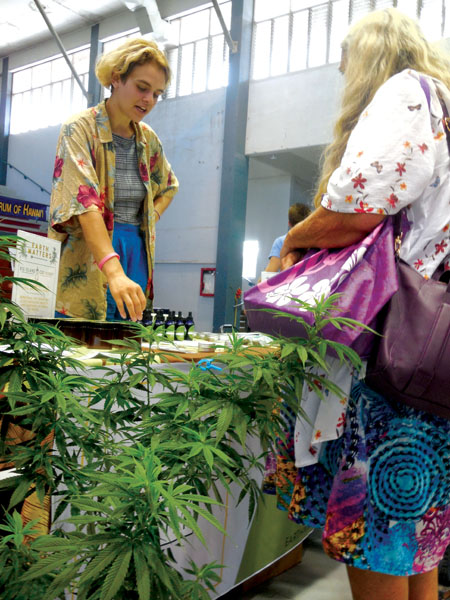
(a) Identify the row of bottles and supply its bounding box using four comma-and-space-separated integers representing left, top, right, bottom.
141, 309, 195, 341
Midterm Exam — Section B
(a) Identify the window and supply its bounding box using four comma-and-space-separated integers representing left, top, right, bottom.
242, 240, 259, 280
251, 0, 450, 80
8, 0, 234, 134
165, 1, 231, 98
101, 28, 140, 55
10, 46, 90, 135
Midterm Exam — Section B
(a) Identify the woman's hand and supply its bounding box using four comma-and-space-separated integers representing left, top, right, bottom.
280, 250, 304, 271
103, 266, 146, 321
279, 206, 385, 269
78, 211, 146, 321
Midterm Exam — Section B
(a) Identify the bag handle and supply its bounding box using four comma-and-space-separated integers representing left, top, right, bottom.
396, 77, 450, 284
420, 75, 450, 155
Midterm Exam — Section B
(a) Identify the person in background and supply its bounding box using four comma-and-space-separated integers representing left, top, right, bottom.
48, 38, 178, 322
263, 202, 311, 274
274, 8, 450, 600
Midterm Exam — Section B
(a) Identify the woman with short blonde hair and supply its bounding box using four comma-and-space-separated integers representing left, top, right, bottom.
96, 37, 171, 88
49, 37, 178, 321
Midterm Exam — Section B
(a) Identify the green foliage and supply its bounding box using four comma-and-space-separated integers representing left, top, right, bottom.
0, 234, 365, 599
0, 511, 53, 600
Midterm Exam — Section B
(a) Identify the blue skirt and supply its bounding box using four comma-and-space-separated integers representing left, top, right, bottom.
106, 222, 148, 321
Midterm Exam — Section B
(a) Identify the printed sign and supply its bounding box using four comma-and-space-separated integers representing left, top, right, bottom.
0, 196, 48, 222
11, 230, 61, 318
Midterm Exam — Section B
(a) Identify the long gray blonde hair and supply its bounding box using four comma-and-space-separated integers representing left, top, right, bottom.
314, 7, 450, 206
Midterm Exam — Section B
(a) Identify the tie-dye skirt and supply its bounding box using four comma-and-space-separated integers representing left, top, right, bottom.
266, 379, 450, 575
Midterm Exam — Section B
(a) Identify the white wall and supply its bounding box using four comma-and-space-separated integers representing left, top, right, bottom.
245, 160, 292, 283
246, 64, 343, 154
7, 124, 60, 205
291, 176, 317, 207
147, 88, 226, 331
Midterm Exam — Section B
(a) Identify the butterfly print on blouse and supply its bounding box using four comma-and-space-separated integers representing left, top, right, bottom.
430, 176, 440, 188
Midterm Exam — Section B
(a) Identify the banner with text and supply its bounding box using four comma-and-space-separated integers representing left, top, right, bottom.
0, 196, 48, 222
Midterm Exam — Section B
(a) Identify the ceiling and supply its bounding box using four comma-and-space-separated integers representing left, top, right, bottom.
0, 0, 126, 58
0, 0, 208, 59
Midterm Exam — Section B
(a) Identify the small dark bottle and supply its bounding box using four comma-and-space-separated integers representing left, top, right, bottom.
141, 309, 153, 327
184, 311, 195, 340
153, 309, 165, 339
175, 311, 185, 341
165, 311, 175, 341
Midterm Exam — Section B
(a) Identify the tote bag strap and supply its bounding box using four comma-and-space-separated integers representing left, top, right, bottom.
419, 75, 450, 154
405, 77, 450, 276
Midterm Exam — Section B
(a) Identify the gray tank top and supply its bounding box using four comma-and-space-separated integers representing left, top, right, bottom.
112, 132, 147, 226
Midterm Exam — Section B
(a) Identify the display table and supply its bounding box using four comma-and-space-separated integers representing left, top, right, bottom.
2, 341, 311, 598
56, 352, 311, 597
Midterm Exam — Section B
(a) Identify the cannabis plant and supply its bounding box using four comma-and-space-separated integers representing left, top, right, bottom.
0, 234, 364, 599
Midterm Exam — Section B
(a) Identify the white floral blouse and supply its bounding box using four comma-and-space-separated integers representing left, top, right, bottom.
296, 69, 450, 468
322, 68, 450, 278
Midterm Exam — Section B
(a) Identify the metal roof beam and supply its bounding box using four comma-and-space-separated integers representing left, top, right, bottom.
32, 0, 89, 100
212, 0, 238, 53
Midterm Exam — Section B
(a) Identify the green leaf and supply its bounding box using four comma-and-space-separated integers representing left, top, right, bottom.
191, 505, 226, 535
8, 477, 31, 510
8, 369, 23, 393
79, 546, 121, 584
70, 498, 113, 514
307, 349, 328, 371
281, 343, 297, 358
253, 365, 263, 383
101, 548, 132, 600
262, 368, 274, 388
33, 536, 79, 551
234, 417, 247, 448
44, 559, 82, 599
67, 515, 105, 524
19, 555, 71, 581
202, 447, 214, 469
176, 506, 207, 546
216, 406, 233, 442
134, 547, 150, 600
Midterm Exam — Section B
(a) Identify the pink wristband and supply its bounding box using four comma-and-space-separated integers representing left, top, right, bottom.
97, 252, 120, 271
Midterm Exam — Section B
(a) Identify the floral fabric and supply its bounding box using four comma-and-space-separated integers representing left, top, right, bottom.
48, 100, 178, 319
323, 69, 450, 278
272, 380, 450, 576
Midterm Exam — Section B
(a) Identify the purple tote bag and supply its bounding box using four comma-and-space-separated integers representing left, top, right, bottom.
244, 218, 398, 358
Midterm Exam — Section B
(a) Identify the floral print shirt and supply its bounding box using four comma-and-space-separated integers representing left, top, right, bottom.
48, 100, 178, 319
322, 69, 450, 279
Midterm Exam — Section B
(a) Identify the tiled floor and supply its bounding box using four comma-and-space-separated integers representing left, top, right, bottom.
237, 534, 353, 600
